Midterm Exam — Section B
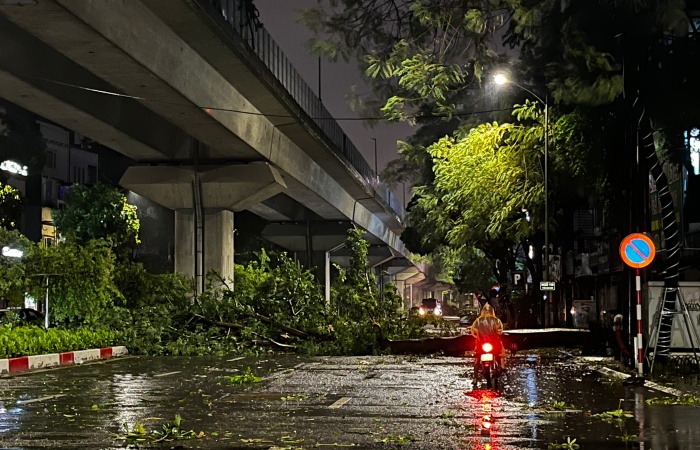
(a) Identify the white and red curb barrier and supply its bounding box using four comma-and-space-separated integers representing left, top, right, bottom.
0, 346, 128, 374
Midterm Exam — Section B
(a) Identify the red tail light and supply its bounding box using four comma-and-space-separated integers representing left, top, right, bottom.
482, 342, 493, 353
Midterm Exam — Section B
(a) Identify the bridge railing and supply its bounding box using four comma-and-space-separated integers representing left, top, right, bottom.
203, 0, 405, 220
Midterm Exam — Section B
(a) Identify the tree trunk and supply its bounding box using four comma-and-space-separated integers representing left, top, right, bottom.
637, 106, 681, 357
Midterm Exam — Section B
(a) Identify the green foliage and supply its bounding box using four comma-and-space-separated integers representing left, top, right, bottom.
592, 407, 636, 444
0, 182, 23, 230
300, 0, 506, 121
547, 437, 580, 450
24, 239, 119, 326
0, 325, 120, 358
255, 252, 328, 336
591, 409, 633, 423
450, 246, 498, 293
52, 183, 140, 258
112, 261, 191, 310
646, 394, 700, 406
226, 367, 262, 385
120, 415, 203, 445
303, 0, 691, 303
1, 229, 422, 357
0, 228, 33, 306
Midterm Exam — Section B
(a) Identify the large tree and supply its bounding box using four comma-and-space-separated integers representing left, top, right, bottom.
52, 183, 140, 259
305, 1, 697, 350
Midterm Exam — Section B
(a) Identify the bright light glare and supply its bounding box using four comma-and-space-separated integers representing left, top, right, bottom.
494, 73, 508, 85
2, 246, 23, 258
0, 160, 28, 176
482, 342, 493, 353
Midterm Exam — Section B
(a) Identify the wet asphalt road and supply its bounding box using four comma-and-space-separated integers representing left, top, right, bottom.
0, 354, 699, 449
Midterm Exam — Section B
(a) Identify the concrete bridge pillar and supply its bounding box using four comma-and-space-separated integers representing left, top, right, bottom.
175, 209, 234, 286
121, 162, 286, 290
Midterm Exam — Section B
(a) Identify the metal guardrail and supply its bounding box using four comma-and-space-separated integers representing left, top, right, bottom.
203, 0, 405, 220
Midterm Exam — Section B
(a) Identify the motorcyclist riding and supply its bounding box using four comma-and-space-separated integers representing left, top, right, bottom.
471, 303, 505, 381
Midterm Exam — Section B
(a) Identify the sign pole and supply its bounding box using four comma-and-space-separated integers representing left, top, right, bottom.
619, 233, 655, 377
635, 268, 643, 375
44, 276, 50, 330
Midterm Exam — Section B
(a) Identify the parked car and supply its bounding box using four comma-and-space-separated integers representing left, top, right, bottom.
0, 308, 44, 325
418, 298, 442, 317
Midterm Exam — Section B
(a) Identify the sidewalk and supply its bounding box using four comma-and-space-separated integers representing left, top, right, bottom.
0, 346, 128, 374
578, 355, 700, 396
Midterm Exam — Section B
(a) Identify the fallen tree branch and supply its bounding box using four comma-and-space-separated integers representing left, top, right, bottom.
246, 312, 311, 339
191, 314, 244, 330
251, 332, 297, 349
193, 312, 312, 341
202, 273, 319, 340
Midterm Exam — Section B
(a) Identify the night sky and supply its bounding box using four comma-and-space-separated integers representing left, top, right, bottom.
254, 0, 414, 205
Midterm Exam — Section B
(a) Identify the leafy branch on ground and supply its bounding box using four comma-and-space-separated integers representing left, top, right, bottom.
646, 394, 700, 406
591, 408, 637, 445
226, 367, 262, 385
1, 224, 428, 358
118, 414, 203, 445
591, 409, 633, 424
546, 401, 576, 412
547, 437, 580, 450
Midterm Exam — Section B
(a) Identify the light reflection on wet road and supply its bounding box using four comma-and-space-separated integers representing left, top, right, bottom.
0, 355, 698, 449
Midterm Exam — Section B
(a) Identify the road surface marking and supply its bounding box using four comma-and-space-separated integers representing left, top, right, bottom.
154, 371, 181, 377
329, 397, 352, 409
227, 357, 245, 362
19, 394, 67, 404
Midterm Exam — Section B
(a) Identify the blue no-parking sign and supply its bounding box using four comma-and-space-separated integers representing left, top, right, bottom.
619, 233, 656, 269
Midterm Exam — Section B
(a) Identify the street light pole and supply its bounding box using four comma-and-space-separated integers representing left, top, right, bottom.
544, 96, 549, 286
494, 74, 550, 324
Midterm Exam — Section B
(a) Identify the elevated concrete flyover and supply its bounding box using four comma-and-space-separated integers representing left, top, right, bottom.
0, 0, 408, 286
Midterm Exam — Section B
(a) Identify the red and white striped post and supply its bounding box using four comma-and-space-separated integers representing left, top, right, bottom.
619, 233, 656, 377
635, 268, 643, 375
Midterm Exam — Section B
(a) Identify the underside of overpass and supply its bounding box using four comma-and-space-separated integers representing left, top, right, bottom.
0, 0, 411, 288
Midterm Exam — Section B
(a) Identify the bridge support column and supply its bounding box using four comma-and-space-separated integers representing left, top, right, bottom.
121, 163, 286, 289
175, 209, 234, 290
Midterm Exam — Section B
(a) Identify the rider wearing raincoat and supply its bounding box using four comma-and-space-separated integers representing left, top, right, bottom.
471, 303, 505, 380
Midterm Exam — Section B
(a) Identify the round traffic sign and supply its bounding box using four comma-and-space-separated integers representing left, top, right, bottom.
619, 233, 656, 268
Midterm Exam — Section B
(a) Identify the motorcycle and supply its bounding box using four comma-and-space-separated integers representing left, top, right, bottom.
476, 341, 502, 389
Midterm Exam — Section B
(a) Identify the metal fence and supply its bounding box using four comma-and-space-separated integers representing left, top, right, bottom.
201, 0, 405, 219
